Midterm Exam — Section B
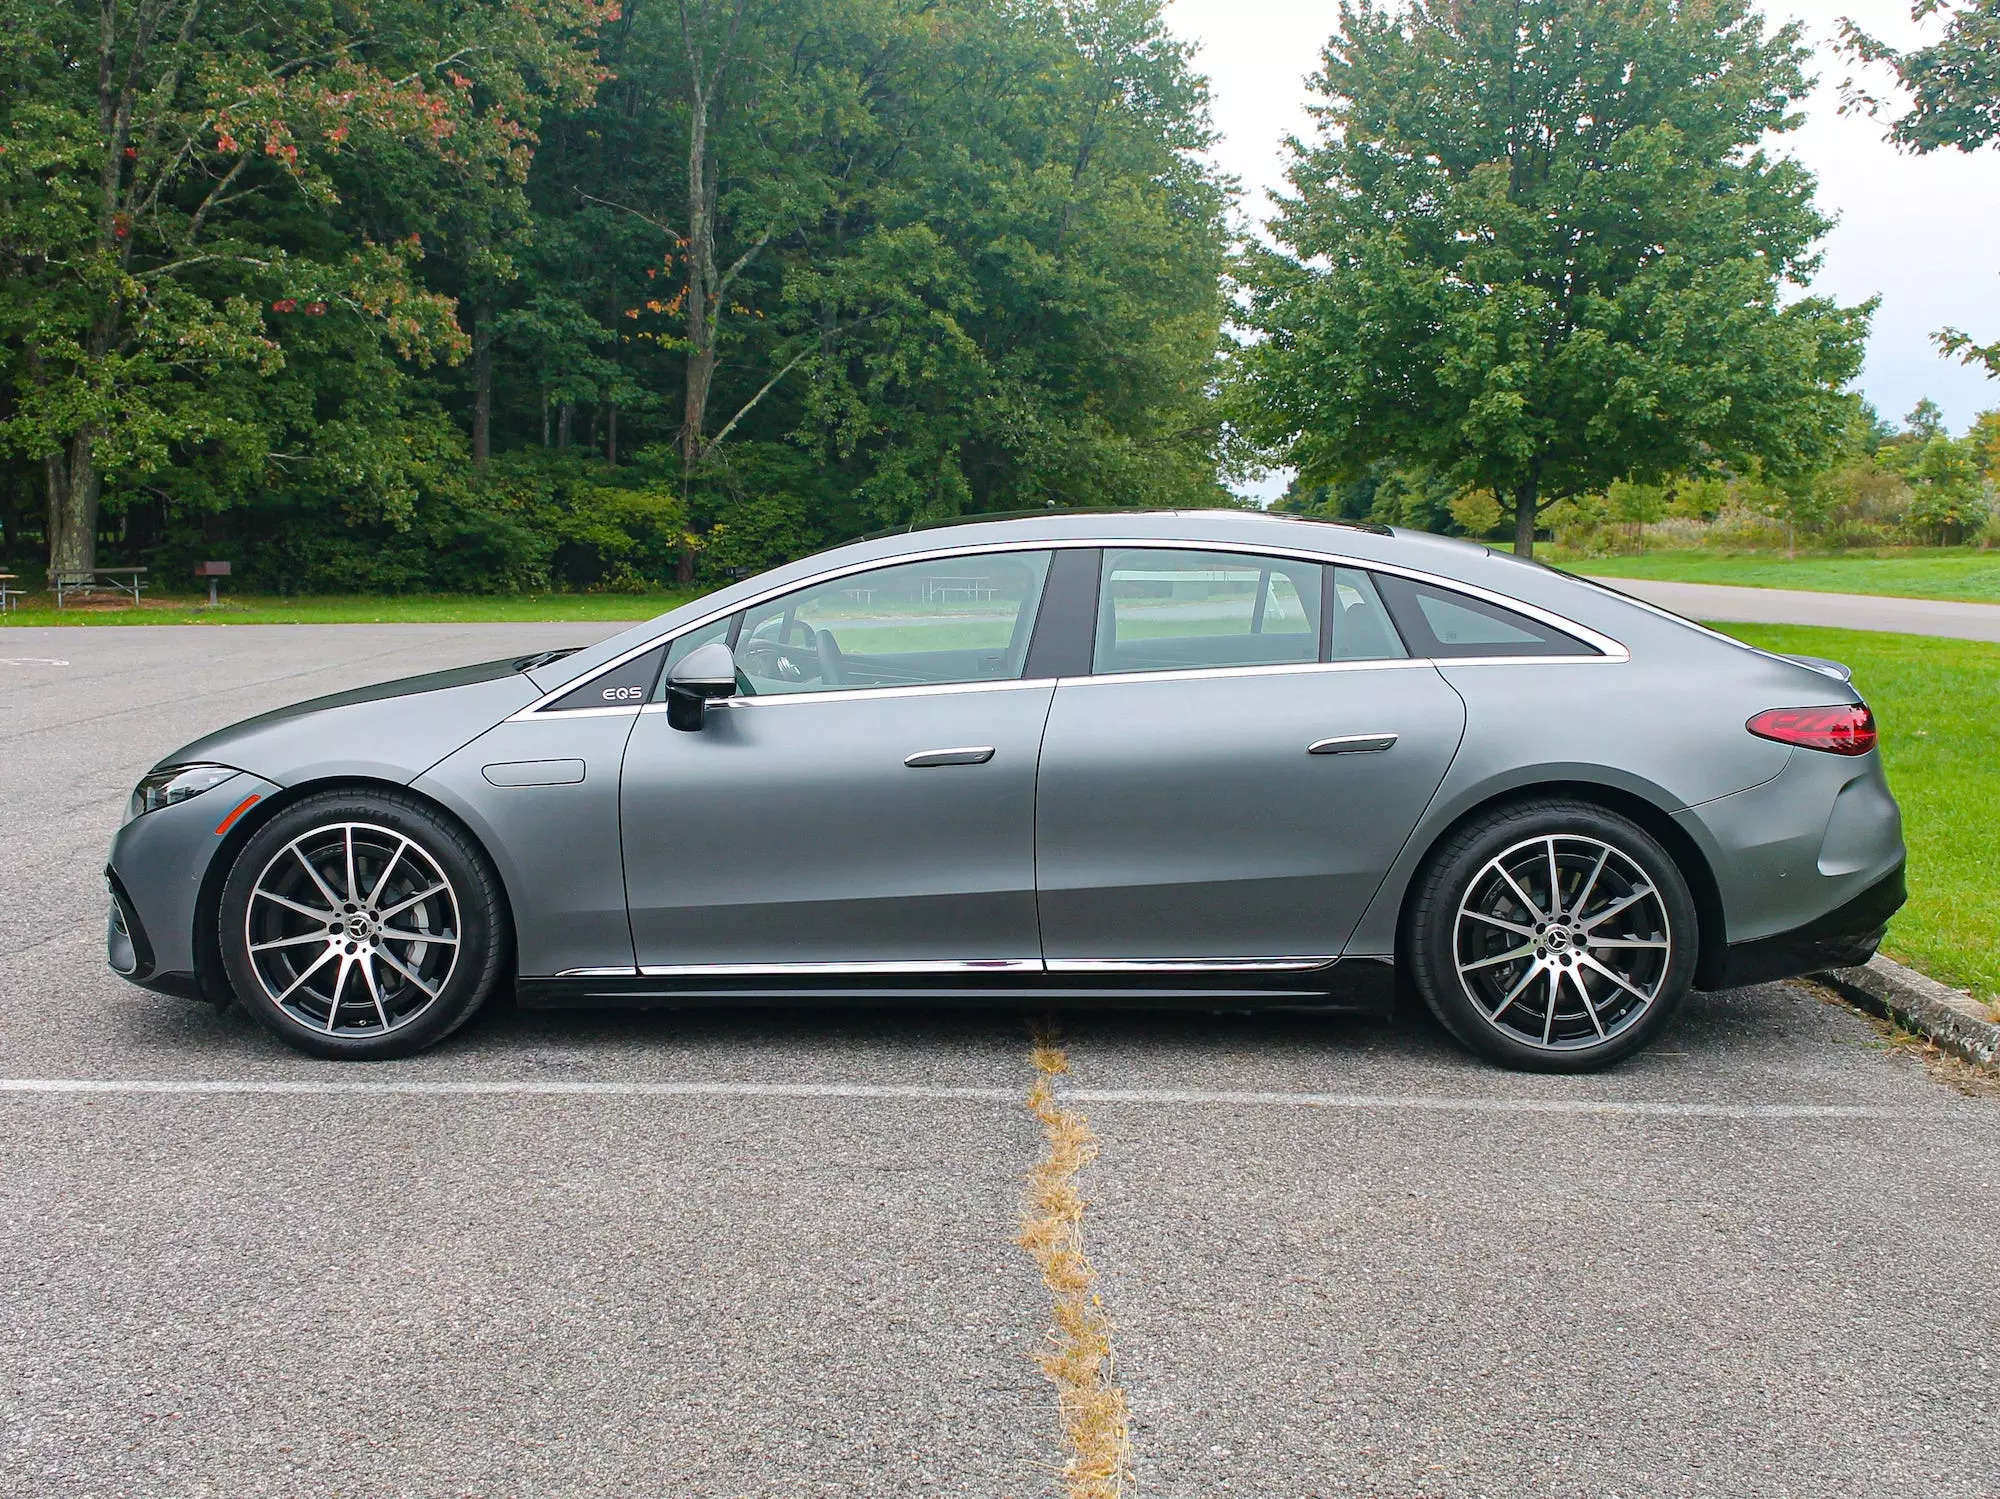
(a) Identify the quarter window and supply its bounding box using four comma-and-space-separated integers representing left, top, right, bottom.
1094, 548, 1322, 675
1376, 576, 1598, 658
1327, 567, 1408, 662
726, 551, 1054, 695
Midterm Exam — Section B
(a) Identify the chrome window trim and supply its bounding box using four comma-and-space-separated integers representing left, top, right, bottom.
1062, 657, 1431, 690
633, 677, 1054, 713
526, 704, 644, 721
511, 535, 1628, 720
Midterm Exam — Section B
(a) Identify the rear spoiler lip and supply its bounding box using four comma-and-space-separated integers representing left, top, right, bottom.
1781, 653, 1854, 684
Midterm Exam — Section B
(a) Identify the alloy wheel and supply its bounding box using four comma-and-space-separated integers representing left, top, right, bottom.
1452, 833, 1673, 1053
243, 821, 461, 1036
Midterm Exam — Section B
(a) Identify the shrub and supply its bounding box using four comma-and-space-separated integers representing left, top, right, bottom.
1448, 488, 1503, 539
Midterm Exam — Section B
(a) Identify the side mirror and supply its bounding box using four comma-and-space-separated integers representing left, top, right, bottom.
663, 641, 738, 731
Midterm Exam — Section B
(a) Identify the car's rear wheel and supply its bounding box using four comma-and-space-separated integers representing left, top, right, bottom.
1405, 798, 1697, 1071
218, 789, 509, 1059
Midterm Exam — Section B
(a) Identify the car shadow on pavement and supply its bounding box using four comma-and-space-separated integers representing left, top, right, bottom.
92, 975, 1926, 1101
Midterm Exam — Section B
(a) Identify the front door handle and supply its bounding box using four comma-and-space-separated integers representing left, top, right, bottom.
1307, 733, 1399, 756
905, 746, 997, 768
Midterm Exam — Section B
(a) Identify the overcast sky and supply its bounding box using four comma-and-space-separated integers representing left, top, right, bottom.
1166, 0, 2000, 451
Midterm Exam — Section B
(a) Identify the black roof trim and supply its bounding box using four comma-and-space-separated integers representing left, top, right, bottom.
860, 506, 1392, 542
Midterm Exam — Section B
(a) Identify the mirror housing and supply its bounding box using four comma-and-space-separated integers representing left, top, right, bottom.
663, 641, 738, 731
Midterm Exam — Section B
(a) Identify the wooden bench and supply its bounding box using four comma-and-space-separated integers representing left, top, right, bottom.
52, 566, 147, 608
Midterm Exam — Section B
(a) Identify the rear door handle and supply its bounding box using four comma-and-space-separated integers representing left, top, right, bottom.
1308, 733, 1398, 756
905, 746, 997, 768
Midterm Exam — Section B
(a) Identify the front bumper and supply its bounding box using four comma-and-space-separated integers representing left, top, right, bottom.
1710, 859, 1906, 989
105, 771, 283, 999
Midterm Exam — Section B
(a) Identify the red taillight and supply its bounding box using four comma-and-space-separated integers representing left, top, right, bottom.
1746, 705, 1877, 756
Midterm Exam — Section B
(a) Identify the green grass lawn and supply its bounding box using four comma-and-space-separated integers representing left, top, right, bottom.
1563, 547, 2000, 604
0, 589, 699, 626
1716, 622, 2000, 1012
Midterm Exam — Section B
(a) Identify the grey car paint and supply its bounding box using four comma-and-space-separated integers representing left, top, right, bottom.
106, 509, 1905, 1006
413, 711, 642, 979
1034, 662, 1466, 963
621, 682, 1054, 970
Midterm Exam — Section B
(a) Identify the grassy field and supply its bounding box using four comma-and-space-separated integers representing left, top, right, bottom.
0, 590, 697, 626
1719, 622, 2000, 1012
1564, 547, 2000, 604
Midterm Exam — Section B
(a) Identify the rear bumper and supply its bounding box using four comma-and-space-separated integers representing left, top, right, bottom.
1710, 860, 1906, 990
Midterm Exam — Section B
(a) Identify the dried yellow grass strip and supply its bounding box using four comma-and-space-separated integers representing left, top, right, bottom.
1019, 1026, 1133, 1499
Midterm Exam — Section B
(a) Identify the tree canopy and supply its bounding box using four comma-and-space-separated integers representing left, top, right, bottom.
0, 0, 1234, 589
1234, 0, 1874, 554
1841, 1, 2000, 377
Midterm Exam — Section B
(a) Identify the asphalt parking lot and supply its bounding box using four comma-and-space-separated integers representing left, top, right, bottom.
3, 624, 1997, 1498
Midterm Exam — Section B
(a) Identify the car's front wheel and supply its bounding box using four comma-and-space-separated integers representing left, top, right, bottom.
1405, 798, 1698, 1072
218, 789, 509, 1059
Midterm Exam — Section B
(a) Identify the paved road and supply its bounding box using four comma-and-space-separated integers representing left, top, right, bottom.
3, 625, 1997, 1497
1588, 576, 2000, 642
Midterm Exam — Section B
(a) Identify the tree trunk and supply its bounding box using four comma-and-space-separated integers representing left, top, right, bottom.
1512, 474, 1539, 556
43, 449, 67, 580
557, 401, 573, 450
471, 301, 494, 470
49, 430, 101, 578
606, 401, 619, 468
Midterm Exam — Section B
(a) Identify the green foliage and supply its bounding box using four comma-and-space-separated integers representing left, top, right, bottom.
0, 0, 614, 575
1905, 435, 1990, 542
1448, 489, 1503, 539
1235, 0, 1872, 555
1841, 2, 2000, 376
0, 0, 1236, 589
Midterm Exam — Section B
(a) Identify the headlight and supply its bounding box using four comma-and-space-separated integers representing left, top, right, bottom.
128, 764, 240, 822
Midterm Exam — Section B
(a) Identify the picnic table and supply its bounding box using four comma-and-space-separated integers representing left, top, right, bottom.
922, 575, 997, 604
0, 574, 19, 613
52, 567, 147, 608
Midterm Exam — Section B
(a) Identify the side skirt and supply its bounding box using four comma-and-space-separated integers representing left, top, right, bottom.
515, 956, 1399, 1012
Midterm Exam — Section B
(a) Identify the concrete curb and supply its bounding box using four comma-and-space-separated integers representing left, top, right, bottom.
1817, 955, 2000, 1067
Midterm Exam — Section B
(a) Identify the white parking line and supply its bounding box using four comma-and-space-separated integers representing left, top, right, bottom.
0, 1076, 1968, 1119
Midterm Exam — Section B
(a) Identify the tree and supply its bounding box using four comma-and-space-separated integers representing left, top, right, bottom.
1905, 396, 1947, 440
1235, 0, 1872, 555
1905, 433, 1989, 541
1841, 2, 2000, 376
0, 0, 611, 578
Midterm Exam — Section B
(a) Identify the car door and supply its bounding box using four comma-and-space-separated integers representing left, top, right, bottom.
1034, 549, 1467, 966
619, 549, 1057, 973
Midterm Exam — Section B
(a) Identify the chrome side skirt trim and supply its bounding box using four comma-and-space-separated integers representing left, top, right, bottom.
559, 955, 1343, 981
1045, 956, 1338, 974
635, 958, 1044, 978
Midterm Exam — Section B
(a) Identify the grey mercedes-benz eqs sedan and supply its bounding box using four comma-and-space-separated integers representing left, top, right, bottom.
106, 510, 1905, 1069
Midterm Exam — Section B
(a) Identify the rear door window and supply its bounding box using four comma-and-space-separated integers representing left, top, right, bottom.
1093, 549, 1322, 675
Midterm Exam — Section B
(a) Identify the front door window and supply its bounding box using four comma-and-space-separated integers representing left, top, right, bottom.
731, 551, 1054, 694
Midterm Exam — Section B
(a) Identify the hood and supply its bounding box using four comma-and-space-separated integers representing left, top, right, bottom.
160, 656, 541, 788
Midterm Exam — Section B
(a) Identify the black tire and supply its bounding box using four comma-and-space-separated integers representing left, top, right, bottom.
1405, 797, 1698, 1072
217, 788, 510, 1060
